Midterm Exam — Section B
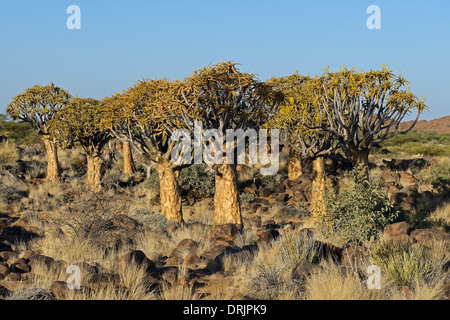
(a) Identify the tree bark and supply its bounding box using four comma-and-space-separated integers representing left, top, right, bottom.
123, 140, 135, 175
42, 135, 60, 183
87, 154, 103, 193
288, 147, 303, 181
311, 157, 326, 222
155, 162, 184, 225
213, 163, 243, 227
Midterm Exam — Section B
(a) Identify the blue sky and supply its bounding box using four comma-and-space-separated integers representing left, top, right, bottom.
0, 0, 449, 120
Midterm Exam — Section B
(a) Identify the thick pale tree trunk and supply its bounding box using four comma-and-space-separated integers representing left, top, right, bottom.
87, 154, 103, 193
347, 144, 371, 178
42, 136, 60, 183
310, 157, 327, 223
288, 147, 303, 181
155, 162, 184, 225
123, 140, 135, 175
213, 163, 243, 227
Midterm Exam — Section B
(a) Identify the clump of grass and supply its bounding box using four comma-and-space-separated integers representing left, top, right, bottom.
369, 240, 434, 287
417, 157, 450, 192
0, 141, 19, 165
279, 232, 321, 266
305, 261, 381, 300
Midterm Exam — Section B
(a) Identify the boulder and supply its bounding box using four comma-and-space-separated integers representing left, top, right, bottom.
410, 229, 450, 247
210, 224, 240, 243
257, 229, 279, 243
28, 254, 58, 270
291, 261, 322, 282
259, 187, 273, 198
114, 250, 156, 273
340, 246, 368, 269
384, 222, 414, 238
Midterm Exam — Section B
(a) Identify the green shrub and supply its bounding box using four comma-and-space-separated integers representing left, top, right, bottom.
317, 167, 399, 246
239, 192, 256, 204
369, 240, 434, 286
178, 164, 215, 201
0, 114, 40, 145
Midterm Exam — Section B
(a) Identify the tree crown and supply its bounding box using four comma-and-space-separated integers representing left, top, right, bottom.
6, 84, 71, 135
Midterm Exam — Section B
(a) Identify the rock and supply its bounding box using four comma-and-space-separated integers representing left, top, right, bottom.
390, 192, 416, 211
291, 261, 322, 282
0, 242, 13, 252
182, 253, 202, 268
0, 262, 10, 276
259, 187, 272, 198
87, 272, 120, 285
262, 220, 279, 230
50, 281, 70, 298
115, 250, 156, 273
273, 184, 286, 194
73, 262, 99, 275
6, 272, 22, 281
340, 246, 368, 269
257, 229, 279, 243
390, 234, 415, 246
1, 218, 41, 242
384, 222, 414, 238
10, 262, 31, 274
410, 229, 450, 247
210, 224, 240, 243
275, 193, 289, 202
0, 285, 9, 298
28, 254, 58, 270
0, 251, 18, 261
169, 238, 199, 263
298, 228, 317, 238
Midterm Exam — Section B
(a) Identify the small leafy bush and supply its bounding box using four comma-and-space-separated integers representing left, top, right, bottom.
178, 164, 215, 201
317, 167, 399, 245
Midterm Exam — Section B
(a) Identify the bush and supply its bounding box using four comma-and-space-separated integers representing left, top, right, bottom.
178, 164, 215, 202
317, 166, 399, 245
0, 114, 40, 145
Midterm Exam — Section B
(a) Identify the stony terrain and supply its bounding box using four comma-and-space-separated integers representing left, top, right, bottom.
0, 139, 449, 300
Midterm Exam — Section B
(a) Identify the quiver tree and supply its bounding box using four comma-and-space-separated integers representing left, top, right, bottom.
49, 98, 112, 192
122, 140, 135, 175
268, 73, 335, 221
308, 66, 427, 176
104, 79, 192, 225
267, 73, 311, 181
180, 61, 283, 227
6, 84, 71, 182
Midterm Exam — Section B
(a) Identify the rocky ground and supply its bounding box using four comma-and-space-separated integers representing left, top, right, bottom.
0, 145, 449, 300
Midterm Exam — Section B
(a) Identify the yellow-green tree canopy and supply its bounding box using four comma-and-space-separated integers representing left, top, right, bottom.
6, 84, 71, 136
266, 72, 334, 159
103, 78, 193, 167
307, 65, 427, 165
180, 61, 284, 133
49, 97, 112, 156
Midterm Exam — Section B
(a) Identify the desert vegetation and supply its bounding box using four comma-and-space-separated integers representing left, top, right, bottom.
0, 62, 448, 300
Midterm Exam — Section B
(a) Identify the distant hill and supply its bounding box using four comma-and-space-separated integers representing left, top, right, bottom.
400, 115, 450, 134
